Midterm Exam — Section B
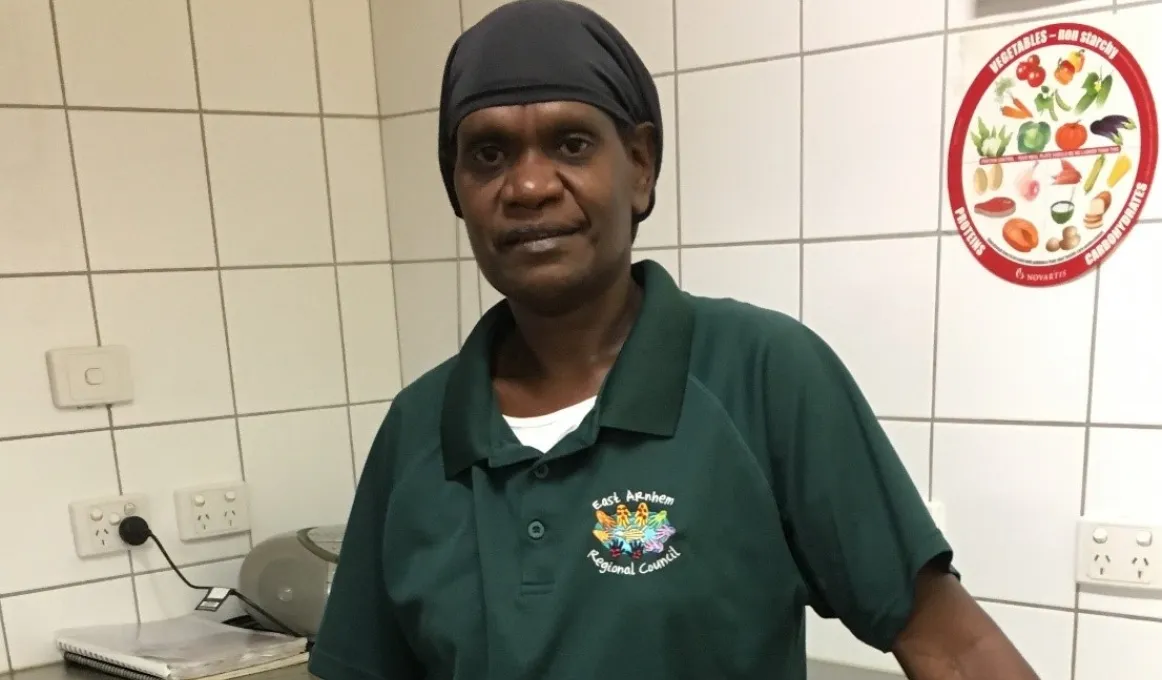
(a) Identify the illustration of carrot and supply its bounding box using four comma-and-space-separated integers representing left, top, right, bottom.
995, 78, 1032, 119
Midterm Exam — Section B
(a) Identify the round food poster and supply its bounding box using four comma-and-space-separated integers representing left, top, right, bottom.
948, 22, 1157, 286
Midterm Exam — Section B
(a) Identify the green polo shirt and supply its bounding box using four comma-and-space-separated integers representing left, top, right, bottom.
308, 259, 953, 680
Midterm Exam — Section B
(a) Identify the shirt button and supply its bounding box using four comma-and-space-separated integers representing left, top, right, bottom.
532, 464, 549, 479
527, 520, 546, 540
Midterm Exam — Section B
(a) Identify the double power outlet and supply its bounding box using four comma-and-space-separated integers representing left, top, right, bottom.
69, 483, 250, 559
174, 482, 250, 541
1077, 519, 1162, 590
68, 494, 150, 558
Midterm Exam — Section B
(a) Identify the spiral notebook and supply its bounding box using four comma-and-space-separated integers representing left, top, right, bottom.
55, 615, 308, 680
61, 651, 308, 680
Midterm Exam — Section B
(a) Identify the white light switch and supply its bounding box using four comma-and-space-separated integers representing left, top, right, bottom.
46, 345, 134, 408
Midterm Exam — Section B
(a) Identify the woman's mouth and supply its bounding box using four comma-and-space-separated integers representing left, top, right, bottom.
497, 224, 584, 250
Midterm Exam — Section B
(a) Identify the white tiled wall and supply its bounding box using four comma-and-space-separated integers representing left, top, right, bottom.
3, 1, 1162, 679
373, 1, 1162, 680
0, 0, 391, 671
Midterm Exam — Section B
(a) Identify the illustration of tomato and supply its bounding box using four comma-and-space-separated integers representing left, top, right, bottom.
1017, 61, 1030, 80
1027, 66, 1047, 87
1055, 60, 1076, 85
1055, 121, 1087, 151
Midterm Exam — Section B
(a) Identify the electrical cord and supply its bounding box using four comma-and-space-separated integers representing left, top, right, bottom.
118, 515, 307, 641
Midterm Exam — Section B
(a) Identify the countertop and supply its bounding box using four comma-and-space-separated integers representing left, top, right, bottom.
2, 658, 897, 680
0, 663, 312, 680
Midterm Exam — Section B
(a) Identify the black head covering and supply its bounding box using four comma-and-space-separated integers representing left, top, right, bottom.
437, 0, 663, 222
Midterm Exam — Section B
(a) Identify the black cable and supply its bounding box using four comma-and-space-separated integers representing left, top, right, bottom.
118, 516, 306, 640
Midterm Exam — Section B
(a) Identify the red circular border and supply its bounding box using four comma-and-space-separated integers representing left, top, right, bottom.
948, 22, 1158, 287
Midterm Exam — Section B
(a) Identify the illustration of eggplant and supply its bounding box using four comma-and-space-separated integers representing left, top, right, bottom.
1090, 115, 1137, 145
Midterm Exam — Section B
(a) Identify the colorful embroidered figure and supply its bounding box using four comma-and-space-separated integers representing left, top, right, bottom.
593, 502, 675, 560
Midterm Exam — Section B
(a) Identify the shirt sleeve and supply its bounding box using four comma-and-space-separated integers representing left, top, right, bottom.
308, 405, 423, 680
766, 325, 955, 653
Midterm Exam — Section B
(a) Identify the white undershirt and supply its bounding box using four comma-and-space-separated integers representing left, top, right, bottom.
503, 396, 597, 453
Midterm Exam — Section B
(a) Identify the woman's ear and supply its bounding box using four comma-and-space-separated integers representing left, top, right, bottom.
626, 122, 657, 215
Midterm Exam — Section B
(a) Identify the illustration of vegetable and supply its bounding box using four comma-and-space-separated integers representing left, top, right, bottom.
1034, 86, 1072, 121
1002, 218, 1039, 253
1074, 71, 1114, 114
1054, 50, 1085, 86
1084, 155, 1106, 193
1063, 226, 1081, 251
988, 164, 1003, 191
1015, 162, 1040, 201
1049, 225, 1081, 252
1052, 160, 1081, 185
1016, 55, 1046, 87
1017, 121, 1051, 153
1065, 50, 1085, 73
973, 167, 988, 195
970, 117, 1012, 158
1107, 154, 1132, 188
995, 78, 1033, 119
1002, 105, 1032, 119
1055, 121, 1087, 151
1090, 115, 1137, 145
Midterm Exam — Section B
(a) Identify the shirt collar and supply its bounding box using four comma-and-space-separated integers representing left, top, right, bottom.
440, 259, 694, 478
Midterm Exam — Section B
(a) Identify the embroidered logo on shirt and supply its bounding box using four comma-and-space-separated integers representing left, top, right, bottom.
587, 490, 681, 575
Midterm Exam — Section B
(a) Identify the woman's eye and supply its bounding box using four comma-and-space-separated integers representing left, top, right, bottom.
560, 136, 592, 156
472, 146, 503, 165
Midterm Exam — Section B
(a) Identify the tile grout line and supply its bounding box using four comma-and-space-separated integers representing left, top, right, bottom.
0, 0, 1154, 130
0, 260, 388, 278
458, 0, 485, 342
7, 408, 1161, 447
0, 102, 382, 119
976, 594, 1162, 627
454, 0, 467, 346
796, 0, 804, 322
876, 415, 1162, 429
2, 0, 1155, 126
366, 0, 409, 403
976, 596, 1077, 614
1, 0, 1144, 121
459, 0, 486, 339
1072, 262, 1105, 680
184, 0, 250, 554
307, 0, 359, 490
1, 0, 1148, 126
0, 554, 249, 601
0, 398, 396, 444
670, 0, 683, 286
0, 600, 12, 673
476, 263, 486, 321
4, 220, 1162, 281
46, 0, 139, 623
927, 0, 952, 502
